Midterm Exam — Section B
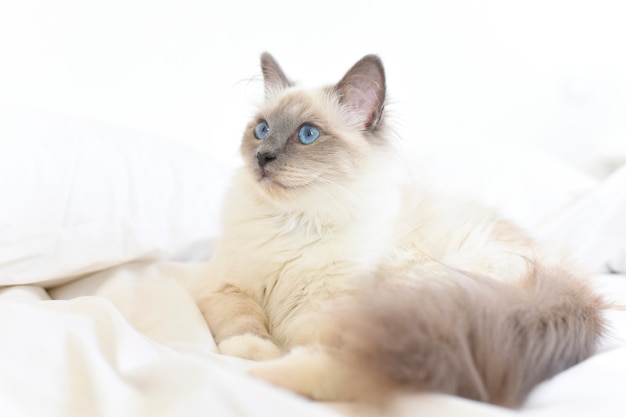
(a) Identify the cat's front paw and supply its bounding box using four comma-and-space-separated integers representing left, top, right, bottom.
218, 334, 282, 361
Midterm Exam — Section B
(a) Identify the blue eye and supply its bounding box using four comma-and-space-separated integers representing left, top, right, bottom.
297, 124, 320, 145
254, 120, 270, 140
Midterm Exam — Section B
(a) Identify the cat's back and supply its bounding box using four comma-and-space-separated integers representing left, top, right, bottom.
381, 181, 537, 281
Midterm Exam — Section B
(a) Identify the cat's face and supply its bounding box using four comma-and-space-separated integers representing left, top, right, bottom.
240, 53, 389, 201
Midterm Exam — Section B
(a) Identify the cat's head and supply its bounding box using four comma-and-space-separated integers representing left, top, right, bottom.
240, 52, 395, 203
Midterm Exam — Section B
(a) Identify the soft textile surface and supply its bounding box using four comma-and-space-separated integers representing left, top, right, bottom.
1, 113, 625, 417
0, 110, 231, 287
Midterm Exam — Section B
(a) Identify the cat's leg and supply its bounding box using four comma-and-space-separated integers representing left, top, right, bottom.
248, 344, 368, 401
199, 284, 282, 361
247, 310, 387, 402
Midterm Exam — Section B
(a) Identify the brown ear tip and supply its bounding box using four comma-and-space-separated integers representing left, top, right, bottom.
349, 55, 385, 87
260, 52, 275, 64
362, 54, 383, 63
360, 54, 384, 70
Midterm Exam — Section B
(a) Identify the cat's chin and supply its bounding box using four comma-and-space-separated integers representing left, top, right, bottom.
255, 172, 294, 194
254, 172, 314, 201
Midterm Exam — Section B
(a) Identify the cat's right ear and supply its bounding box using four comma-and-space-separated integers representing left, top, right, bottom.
335, 55, 386, 131
260, 52, 292, 99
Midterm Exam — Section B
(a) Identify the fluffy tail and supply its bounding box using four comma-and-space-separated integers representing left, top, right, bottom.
329, 265, 608, 407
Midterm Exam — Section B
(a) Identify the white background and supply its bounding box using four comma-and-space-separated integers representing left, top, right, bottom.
1, 0, 625, 176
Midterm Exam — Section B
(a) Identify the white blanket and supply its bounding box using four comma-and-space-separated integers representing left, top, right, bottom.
1, 113, 625, 417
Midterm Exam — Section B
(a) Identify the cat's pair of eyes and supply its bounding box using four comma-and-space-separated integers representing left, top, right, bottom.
254, 120, 320, 145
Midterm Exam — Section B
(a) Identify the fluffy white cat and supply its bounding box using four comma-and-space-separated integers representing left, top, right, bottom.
197, 52, 607, 406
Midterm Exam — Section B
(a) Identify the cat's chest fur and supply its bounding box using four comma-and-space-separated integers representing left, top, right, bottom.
207, 169, 402, 343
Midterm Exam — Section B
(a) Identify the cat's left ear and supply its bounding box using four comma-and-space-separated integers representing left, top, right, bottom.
260, 52, 292, 99
336, 55, 386, 130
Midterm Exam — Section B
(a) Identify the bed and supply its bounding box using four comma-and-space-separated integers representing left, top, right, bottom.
1, 109, 625, 417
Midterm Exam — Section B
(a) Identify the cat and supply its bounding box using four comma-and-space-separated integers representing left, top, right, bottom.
197, 52, 608, 407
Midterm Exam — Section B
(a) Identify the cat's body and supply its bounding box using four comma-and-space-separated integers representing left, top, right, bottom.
198, 53, 606, 407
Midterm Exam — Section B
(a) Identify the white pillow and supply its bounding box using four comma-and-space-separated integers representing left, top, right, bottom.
0, 110, 231, 287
